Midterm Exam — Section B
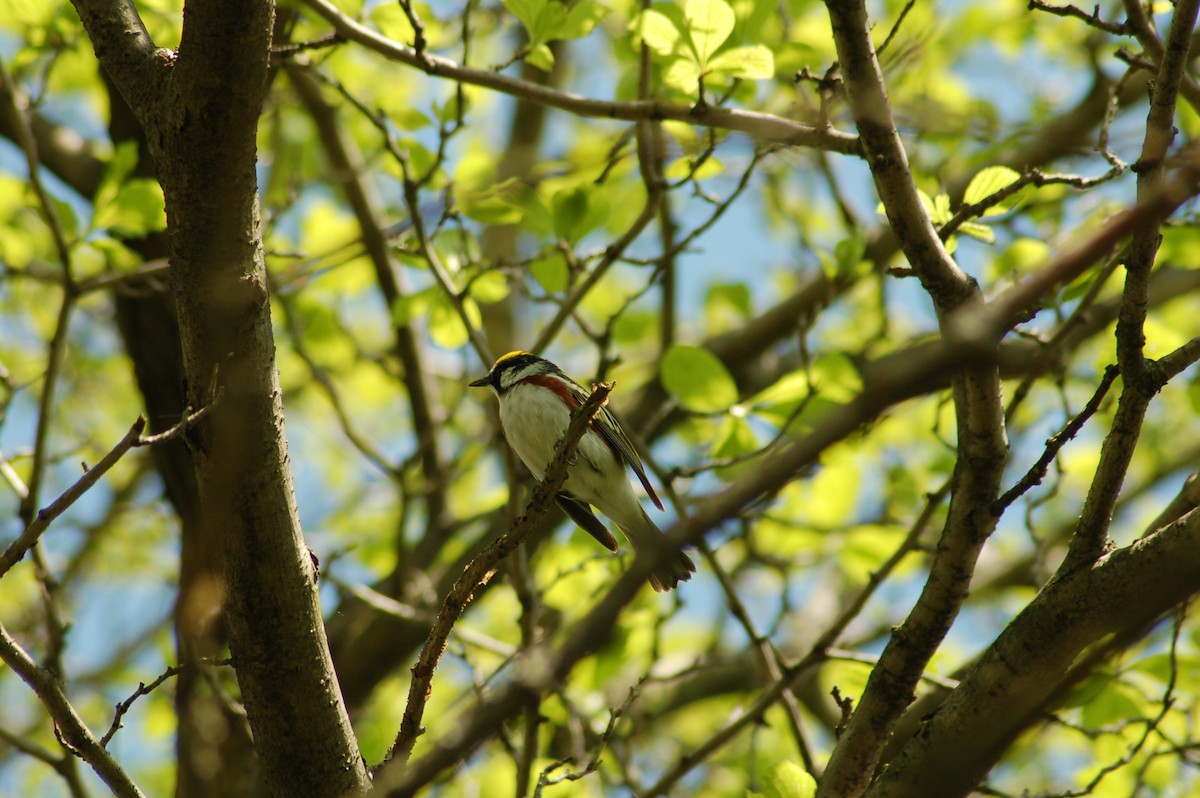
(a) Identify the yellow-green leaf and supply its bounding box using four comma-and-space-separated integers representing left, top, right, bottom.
958, 220, 995, 244
526, 42, 555, 71
963, 165, 1021, 207
706, 44, 774, 79
530, 253, 568, 293
660, 343, 738, 413
759, 761, 817, 798
634, 9, 680, 54
664, 155, 724, 180
663, 58, 703, 94
685, 0, 735, 66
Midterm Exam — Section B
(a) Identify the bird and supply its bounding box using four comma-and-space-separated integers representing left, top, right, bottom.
469, 351, 695, 591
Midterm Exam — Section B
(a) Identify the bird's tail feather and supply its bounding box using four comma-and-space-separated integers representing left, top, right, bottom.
621, 508, 695, 592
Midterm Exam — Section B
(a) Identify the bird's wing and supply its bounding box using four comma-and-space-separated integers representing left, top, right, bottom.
556, 494, 619, 552
564, 381, 664, 511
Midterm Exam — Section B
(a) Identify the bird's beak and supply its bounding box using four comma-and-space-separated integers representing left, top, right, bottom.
469, 375, 490, 388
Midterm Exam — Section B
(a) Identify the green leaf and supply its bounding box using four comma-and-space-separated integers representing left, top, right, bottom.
90, 236, 143, 271
370, 3, 416, 41
428, 293, 480, 350
1056, 670, 1113, 709
530, 253, 568, 293
93, 178, 167, 237
660, 343, 738, 413
551, 186, 605, 244
559, 0, 607, 39
963, 165, 1021, 207
685, 0, 735, 66
810, 353, 862, 403
958, 220, 995, 244
931, 191, 952, 224
635, 9, 681, 54
759, 761, 817, 798
502, 0, 543, 34
526, 42, 555, 71
663, 58, 703, 94
391, 286, 434, 327
750, 369, 809, 408
530, 0, 568, 42
664, 154, 724, 180
470, 271, 510, 304
713, 415, 759, 481
706, 44, 774, 79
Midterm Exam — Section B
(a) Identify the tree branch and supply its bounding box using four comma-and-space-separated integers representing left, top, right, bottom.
868, 507, 1200, 798
296, 0, 861, 154
819, 4, 1008, 795
0, 623, 146, 798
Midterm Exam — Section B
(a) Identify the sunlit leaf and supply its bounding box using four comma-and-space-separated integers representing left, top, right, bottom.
634, 9, 681, 54
958, 220, 995, 244
663, 58, 703, 93
559, 0, 607, 39
664, 154, 724, 180
526, 42, 555, 71
706, 44, 774, 79
810, 354, 862, 403
685, 0, 735, 66
370, 3, 416, 41
428, 293, 480, 349
530, 253, 568, 293
469, 271, 510, 304
963, 165, 1021, 208
93, 179, 167, 237
661, 343, 738, 413
759, 761, 817, 798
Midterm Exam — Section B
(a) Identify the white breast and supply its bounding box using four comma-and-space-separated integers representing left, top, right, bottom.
498, 382, 620, 505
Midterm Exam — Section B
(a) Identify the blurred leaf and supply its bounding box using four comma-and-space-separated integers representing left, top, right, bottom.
963, 165, 1021, 208
89, 236, 143, 271
1057, 670, 1114, 709
842, 524, 905, 583
93, 178, 167, 237
661, 343, 738, 413
958, 220, 994, 244
559, 0, 607, 39
713, 415, 759, 480
526, 42, 555, 71
664, 58, 703, 93
665, 154, 724, 180
810, 354, 861, 403
428, 293, 480, 349
750, 369, 810, 409
1081, 679, 1143, 727
685, 0, 735, 66
707, 44, 773, 79
470, 271, 510, 304
551, 185, 606, 244
636, 9, 682, 54
758, 761, 817, 798
530, 253, 568, 293
370, 3, 415, 41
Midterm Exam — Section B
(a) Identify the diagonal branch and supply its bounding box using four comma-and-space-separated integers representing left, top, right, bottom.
0, 623, 146, 798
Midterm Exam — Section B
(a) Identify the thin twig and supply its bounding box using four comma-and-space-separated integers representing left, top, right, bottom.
101, 657, 233, 746
1, 405, 213, 578
993, 365, 1120, 513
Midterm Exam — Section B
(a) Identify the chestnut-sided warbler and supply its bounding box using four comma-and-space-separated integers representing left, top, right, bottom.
470, 351, 695, 591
